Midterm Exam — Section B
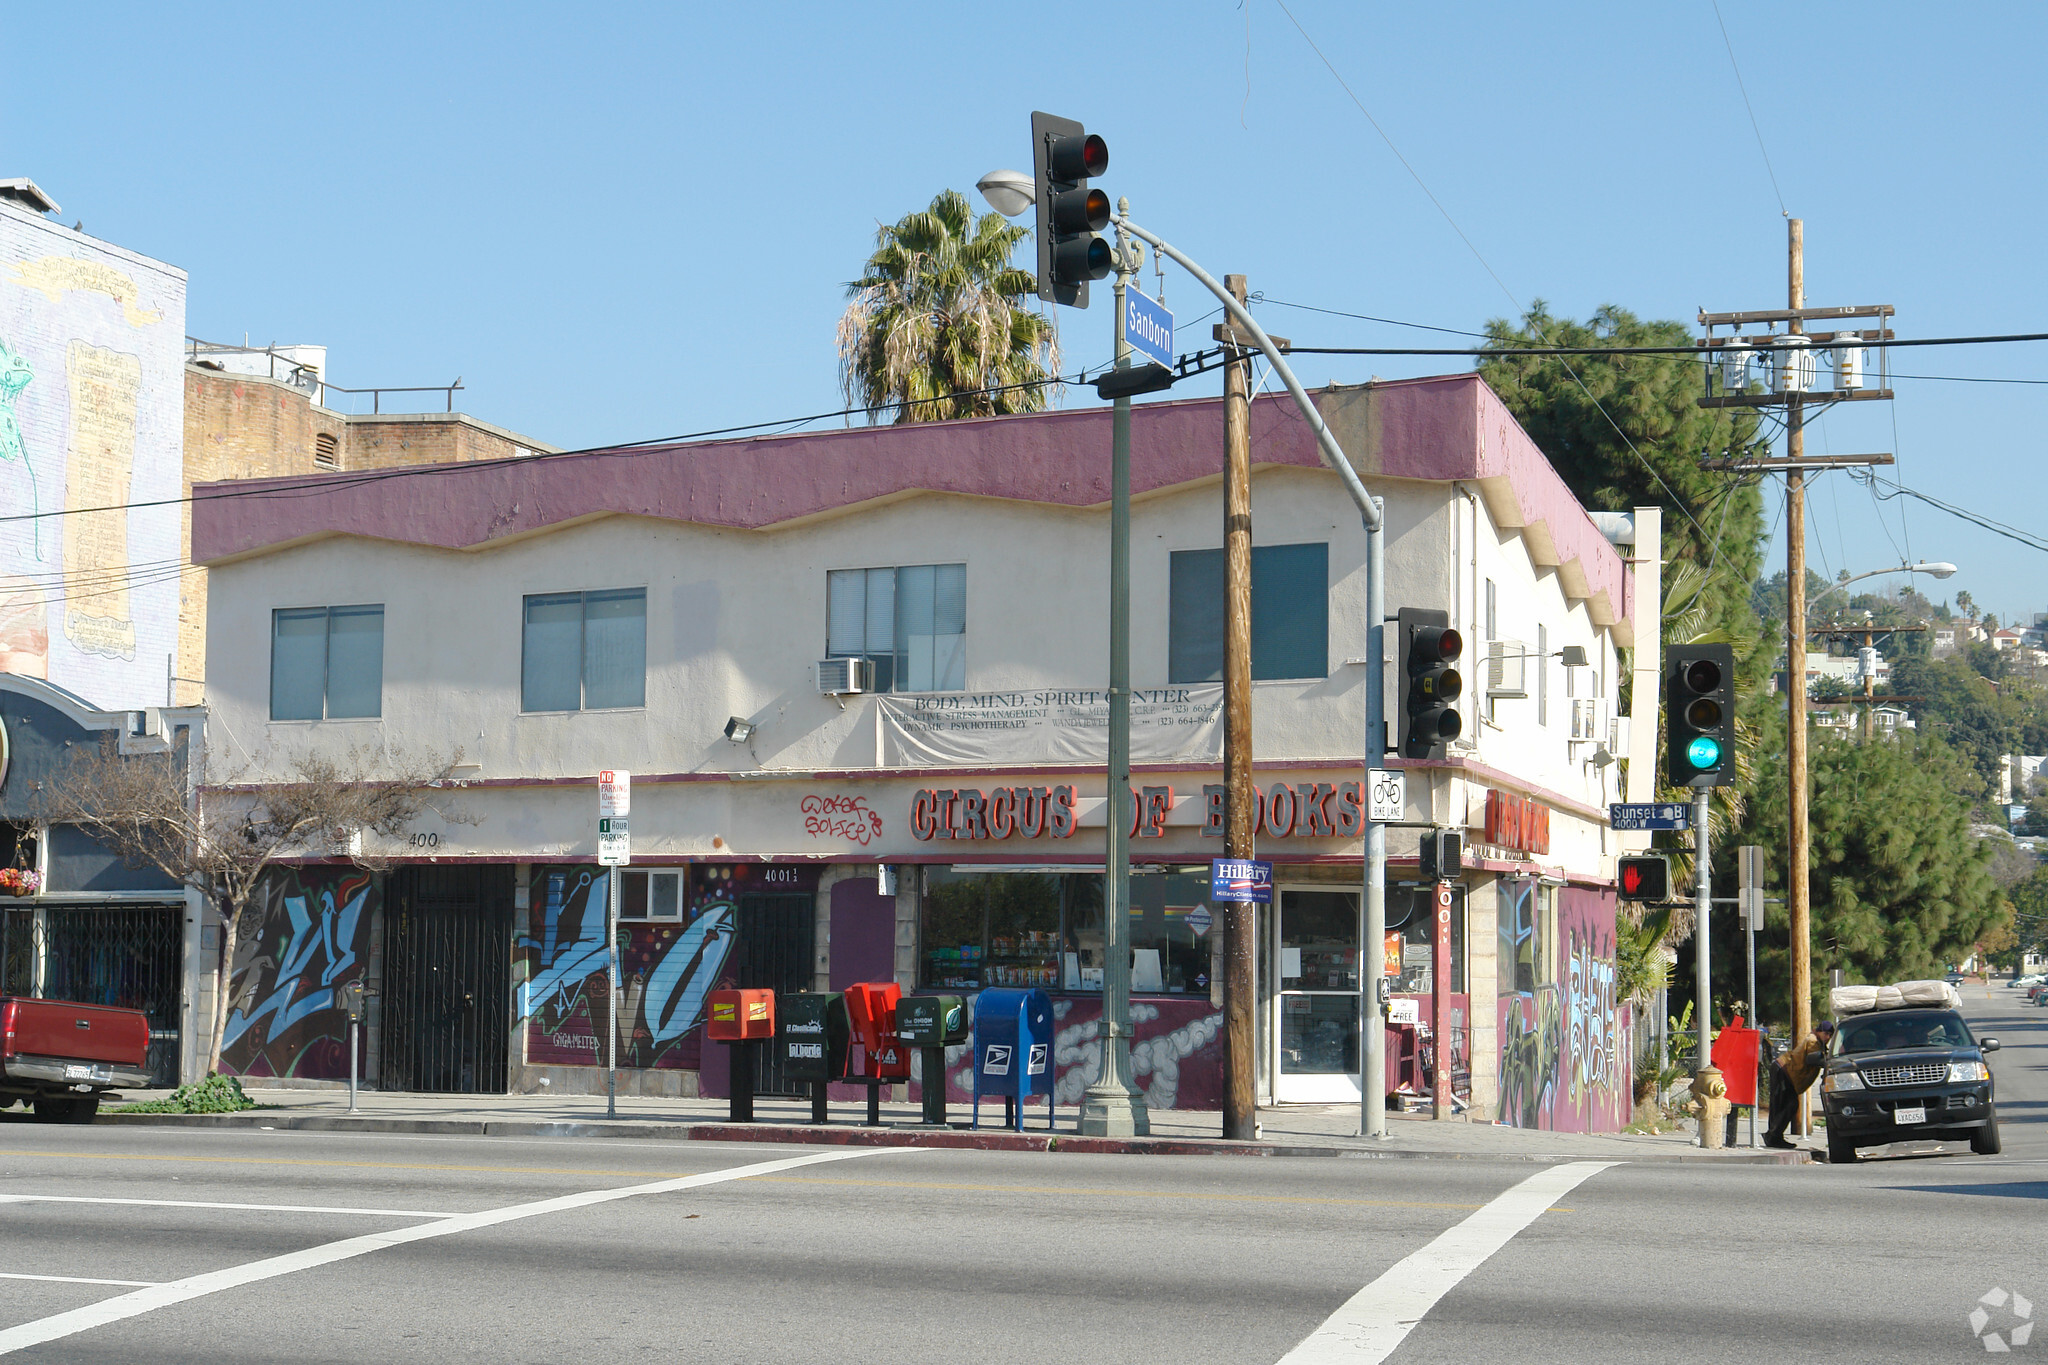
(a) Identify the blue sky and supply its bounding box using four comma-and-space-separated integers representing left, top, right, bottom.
8, 3, 2044, 623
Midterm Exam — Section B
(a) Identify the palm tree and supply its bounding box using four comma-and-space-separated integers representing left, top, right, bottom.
836, 189, 1060, 424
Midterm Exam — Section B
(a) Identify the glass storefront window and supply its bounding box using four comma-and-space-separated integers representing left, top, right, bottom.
1280, 993, 1358, 1074
1387, 882, 1466, 994
919, 868, 1214, 995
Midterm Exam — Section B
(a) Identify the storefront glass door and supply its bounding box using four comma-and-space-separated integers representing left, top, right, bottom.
1272, 888, 1362, 1102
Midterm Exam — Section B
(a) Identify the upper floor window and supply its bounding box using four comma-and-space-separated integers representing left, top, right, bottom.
1167, 542, 1329, 683
523, 588, 646, 712
271, 605, 383, 720
827, 563, 966, 693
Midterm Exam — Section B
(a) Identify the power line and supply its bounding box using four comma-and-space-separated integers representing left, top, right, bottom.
1710, 0, 1788, 216
0, 364, 1107, 531
1858, 470, 2048, 557
1257, 298, 1491, 339
1288, 331, 2048, 358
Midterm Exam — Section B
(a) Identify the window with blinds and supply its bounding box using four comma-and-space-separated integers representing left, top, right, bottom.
826, 563, 966, 693
521, 588, 646, 712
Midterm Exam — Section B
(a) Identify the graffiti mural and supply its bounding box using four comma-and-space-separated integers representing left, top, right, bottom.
220, 869, 375, 1080
1, 206, 185, 707
1496, 880, 1632, 1132
517, 866, 735, 1069
917, 995, 1224, 1112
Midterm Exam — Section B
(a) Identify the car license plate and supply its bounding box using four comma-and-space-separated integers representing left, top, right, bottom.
1894, 1105, 1926, 1125
63, 1064, 111, 1083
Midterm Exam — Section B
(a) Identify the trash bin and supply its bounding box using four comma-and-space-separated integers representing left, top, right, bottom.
706, 989, 775, 1123
899, 994, 968, 1126
778, 992, 849, 1124
971, 986, 1055, 1131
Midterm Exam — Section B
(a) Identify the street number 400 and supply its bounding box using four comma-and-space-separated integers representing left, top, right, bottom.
408, 832, 440, 849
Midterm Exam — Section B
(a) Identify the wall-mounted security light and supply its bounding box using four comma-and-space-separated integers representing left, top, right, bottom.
723, 716, 755, 744
1557, 645, 1589, 668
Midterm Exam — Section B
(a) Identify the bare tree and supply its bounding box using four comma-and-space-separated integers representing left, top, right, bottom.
37, 739, 470, 1075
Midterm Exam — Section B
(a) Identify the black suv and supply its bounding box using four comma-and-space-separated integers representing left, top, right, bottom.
1819, 1008, 2000, 1163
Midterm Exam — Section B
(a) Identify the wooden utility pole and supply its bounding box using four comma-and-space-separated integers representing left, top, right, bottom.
1784, 218, 1812, 1134
1699, 226, 1897, 1141
1219, 273, 1257, 1140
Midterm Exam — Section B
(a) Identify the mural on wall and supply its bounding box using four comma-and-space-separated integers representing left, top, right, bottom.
220, 869, 376, 1080
0, 207, 185, 707
517, 866, 735, 1069
1496, 880, 1632, 1132
915, 996, 1224, 1112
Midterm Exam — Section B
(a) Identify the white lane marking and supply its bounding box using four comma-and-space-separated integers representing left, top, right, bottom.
0, 1145, 923, 1356
0, 1196, 448, 1218
0, 1274, 162, 1289
1278, 1160, 1617, 1364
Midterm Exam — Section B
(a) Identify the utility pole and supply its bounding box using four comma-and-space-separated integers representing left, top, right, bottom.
1113, 210, 1391, 1140
1784, 219, 1812, 1136
1219, 273, 1258, 1141
1078, 201, 1149, 1138
1698, 222, 1896, 1139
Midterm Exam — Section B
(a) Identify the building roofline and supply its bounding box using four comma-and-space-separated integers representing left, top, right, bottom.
190, 374, 1632, 630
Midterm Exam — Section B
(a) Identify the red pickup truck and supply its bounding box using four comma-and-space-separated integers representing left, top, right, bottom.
1, 997, 153, 1122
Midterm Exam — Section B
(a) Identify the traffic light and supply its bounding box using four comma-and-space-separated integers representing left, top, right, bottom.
1665, 642, 1735, 787
1030, 111, 1111, 308
1418, 829, 1464, 883
1616, 855, 1670, 903
1398, 607, 1463, 760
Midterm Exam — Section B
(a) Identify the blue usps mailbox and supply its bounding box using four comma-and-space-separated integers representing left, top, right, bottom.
970, 986, 1055, 1132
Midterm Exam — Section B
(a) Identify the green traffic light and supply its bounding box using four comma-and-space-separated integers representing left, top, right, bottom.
1686, 735, 1722, 769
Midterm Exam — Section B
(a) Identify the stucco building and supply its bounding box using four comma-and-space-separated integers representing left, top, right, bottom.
189, 376, 1650, 1129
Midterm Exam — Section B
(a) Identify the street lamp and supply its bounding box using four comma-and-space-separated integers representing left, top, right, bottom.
975, 169, 1035, 220
1809, 560, 1956, 613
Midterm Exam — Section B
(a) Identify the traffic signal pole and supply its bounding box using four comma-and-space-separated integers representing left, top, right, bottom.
1693, 784, 1713, 1145
1111, 212, 1390, 1139
1077, 203, 1149, 1139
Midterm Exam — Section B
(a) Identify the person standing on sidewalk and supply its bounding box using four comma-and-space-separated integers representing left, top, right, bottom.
1764, 1020, 1835, 1149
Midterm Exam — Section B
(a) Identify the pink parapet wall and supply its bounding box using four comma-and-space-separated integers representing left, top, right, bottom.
188, 377, 1630, 640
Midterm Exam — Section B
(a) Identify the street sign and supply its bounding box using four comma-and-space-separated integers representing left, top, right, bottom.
1122, 287, 1174, 369
1209, 858, 1273, 905
1609, 801, 1690, 831
598, 769, 631, 865
1368, 769, 1406, 823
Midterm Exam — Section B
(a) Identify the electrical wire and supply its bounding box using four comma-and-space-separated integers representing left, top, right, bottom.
1857, 471, 2048, 557
1710, 0, 1788, 216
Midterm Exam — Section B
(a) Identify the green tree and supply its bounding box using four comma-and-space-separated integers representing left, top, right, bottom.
836, 189, 1058, 424
1889, 654, 2015, 804
1731, 712, 2005, 1022
1478, 304, 1771, 682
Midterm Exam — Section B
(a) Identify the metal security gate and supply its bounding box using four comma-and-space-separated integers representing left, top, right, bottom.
0, 904, 184, 1086
384, 867, 512, 1094
729, 892, 816, 1095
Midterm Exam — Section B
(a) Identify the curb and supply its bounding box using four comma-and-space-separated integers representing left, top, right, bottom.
95, 1111, 1813, 1164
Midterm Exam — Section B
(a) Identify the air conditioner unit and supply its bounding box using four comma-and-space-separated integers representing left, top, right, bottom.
1570, 698, 1606, 742
1487, 640, 1528, 698
817, 657, 875, 696
1607, 714, 1632, 758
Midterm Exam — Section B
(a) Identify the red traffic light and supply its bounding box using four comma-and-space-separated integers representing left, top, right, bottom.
1411, 625, 1462, 665
1050, 132, 1109, 180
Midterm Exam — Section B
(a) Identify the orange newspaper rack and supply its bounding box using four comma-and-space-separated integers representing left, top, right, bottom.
706, 989, 775, 1042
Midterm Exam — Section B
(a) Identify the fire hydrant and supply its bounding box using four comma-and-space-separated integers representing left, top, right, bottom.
1686, 1067, 1730, 1149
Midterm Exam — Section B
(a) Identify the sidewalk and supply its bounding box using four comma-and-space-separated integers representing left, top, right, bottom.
97, 1086, 1813, 1164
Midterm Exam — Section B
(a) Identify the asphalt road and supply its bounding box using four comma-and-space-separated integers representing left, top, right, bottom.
0, 983, 2040, 1364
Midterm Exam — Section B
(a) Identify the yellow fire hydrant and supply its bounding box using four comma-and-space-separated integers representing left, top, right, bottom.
1686, 1066, 1730, 1149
